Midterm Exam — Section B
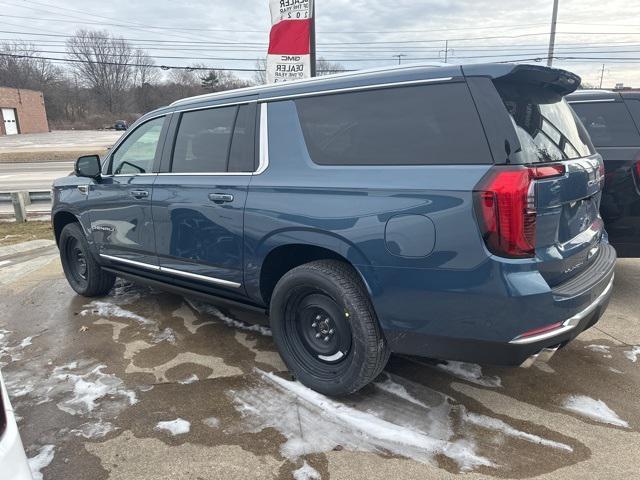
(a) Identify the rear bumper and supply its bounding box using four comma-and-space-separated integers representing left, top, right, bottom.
379, 244, 617, 366
386, 273, 613, 365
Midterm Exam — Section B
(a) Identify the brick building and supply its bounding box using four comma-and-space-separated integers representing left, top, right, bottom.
0, 87, 49, 136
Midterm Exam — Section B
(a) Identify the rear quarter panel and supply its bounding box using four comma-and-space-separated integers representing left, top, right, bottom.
244, 100, 497, 334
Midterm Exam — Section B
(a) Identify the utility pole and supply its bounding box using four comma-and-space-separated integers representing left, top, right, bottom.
310, 1, 317, 77
393, 54, 407, 65
547, 0, 559, 67
599, 64, 606, 89
439, 40, 454, 63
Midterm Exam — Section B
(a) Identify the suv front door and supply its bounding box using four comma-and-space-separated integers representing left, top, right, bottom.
152, 100, 257, 296
88, 115, 169, 268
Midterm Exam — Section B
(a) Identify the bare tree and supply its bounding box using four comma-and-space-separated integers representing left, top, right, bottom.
66, 29, 134, 113
254, 59, 267, 85
0, 42, 61, 90
317, 57, 345, 76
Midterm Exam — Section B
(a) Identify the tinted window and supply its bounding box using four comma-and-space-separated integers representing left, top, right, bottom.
295, 83, 491, 165
571, 101, 640, 147
172, 107, 237, 173
111, 117, 164, 174
228, 104, 256, 172
495, 82, 593, 163
625, 99, 640, 129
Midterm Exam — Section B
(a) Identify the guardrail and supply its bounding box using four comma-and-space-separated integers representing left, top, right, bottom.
0, 191, 51, 222
0, 191, 52, 203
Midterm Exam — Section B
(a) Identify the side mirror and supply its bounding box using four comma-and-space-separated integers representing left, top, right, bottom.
75, 155, 101, 179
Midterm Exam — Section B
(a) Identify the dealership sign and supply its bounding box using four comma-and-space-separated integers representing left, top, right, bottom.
267, 0, 314, 83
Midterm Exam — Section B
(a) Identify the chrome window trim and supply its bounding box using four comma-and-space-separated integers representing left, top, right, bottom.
257, 77, 455, 103
256, 103, 269, 175
100, 254, 242, 288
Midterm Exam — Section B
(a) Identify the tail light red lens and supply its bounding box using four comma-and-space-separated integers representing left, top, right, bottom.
474, 164, 565, 258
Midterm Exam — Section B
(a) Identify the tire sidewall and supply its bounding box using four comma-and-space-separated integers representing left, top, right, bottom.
270, 265, 377, 396
60, 223, 98, 295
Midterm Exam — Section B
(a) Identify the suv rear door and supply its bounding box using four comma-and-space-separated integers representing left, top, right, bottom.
152, 98, 257, 295
568, 94, 640, 254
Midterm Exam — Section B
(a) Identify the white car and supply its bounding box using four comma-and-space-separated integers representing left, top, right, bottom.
0, 371, 32, 479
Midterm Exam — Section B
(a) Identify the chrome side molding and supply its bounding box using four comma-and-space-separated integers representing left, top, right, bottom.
99, 254, 241, 288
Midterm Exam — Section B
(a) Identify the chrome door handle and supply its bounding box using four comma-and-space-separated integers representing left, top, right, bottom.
208, 193, 234, 204
130, 190, 149, 199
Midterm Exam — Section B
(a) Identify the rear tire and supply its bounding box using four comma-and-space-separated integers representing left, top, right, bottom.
270, 260, 390, 396
59, 223, 115, 297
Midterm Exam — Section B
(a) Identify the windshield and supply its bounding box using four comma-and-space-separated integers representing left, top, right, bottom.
496, 83, 594, 163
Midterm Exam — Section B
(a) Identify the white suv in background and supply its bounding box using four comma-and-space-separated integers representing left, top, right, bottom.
0, 371, 32, 479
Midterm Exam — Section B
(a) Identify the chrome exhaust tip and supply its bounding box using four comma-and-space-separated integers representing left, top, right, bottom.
520, 346, 559, 368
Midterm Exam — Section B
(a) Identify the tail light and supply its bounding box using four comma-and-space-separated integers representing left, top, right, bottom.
474, 165, 565, 258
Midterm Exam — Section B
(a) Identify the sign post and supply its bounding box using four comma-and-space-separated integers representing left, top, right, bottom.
267, 0, 315, 83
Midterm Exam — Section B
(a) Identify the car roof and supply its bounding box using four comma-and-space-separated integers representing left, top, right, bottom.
167, 62, 577, 109
138, 62, 580, 121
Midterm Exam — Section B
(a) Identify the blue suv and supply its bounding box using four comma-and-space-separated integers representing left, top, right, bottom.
52, 63, 616, 395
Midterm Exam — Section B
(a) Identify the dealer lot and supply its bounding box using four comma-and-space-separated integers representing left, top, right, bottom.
0, 244, 638, 479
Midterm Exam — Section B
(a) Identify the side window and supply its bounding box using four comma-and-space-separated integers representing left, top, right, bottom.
171, 106, 237, 173
110, 117, 165, 175
294, 83, 491, 165
570, 101, 640, 147
228, 104, 257, 172
624, 99, 640, 132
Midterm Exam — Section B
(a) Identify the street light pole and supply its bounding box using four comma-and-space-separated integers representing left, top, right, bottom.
310, 1, 317, 77
599, 64, 606, 89
547, 0, 559, 67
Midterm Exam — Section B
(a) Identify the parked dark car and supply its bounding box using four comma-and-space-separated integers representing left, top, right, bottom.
114, 120, 128, 131
567, 90, 640, 257
52, 63, 616, 395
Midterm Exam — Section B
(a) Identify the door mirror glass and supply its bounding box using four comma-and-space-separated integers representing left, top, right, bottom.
75, 155, 101, 178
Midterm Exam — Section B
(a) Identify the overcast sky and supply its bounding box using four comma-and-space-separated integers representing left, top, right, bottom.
1, 0, 639, 87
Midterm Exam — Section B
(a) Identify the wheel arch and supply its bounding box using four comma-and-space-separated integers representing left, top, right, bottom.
53, 210, 80, 245
252, 231, 379, 307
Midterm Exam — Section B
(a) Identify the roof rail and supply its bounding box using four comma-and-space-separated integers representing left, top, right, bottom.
169, 62, 448, 107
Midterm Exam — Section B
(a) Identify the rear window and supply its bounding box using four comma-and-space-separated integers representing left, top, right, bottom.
295, 83, 491, 166
571, 101, 640, 147
495, 82, 594, 163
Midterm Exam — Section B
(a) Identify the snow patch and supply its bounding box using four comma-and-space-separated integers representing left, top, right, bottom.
585, 344, 610, 355
293, 461, 321, 480
563, 395, 629, 428
28, 445, 55, 480
72, 421, 116, 439
230, 370, 493, 472
178, 374, 199, 385
624, 346, 640, 363
186, 298, 272, 336
436, 361, 502, 388
153, 328, 177, 344
463, 411, 572, 451
202, 416, 220, 428
54, 363, 138, 415
155, 418, 191, 436
80, 301, 154, 326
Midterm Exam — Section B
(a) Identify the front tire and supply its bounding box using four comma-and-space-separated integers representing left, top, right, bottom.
59, 223, 115, 297
270, 260, 390, 396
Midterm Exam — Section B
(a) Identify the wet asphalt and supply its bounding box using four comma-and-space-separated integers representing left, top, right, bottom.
0, 245, 638, 479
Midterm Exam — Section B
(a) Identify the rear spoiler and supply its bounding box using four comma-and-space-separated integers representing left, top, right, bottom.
462, 63, 581, 97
